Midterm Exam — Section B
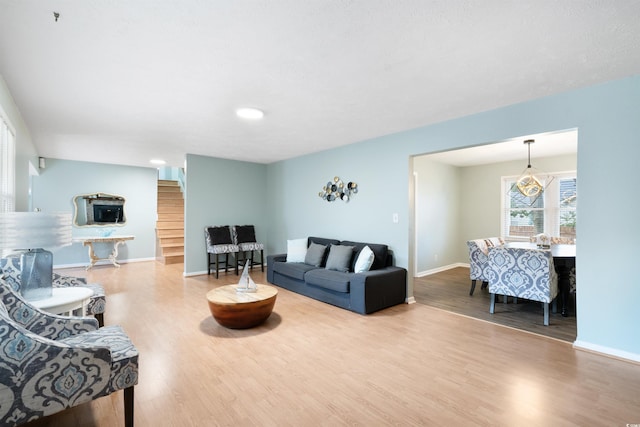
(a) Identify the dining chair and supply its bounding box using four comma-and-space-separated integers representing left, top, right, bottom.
0, 276, 138, 427
205, 225, 240, 278
467, 237, 505, 296
487, 246, 558, 326
232, 225, 264, 272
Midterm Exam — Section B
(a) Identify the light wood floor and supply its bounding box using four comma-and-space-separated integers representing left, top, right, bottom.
25, 261, 639, 427
414, 267, 577, 342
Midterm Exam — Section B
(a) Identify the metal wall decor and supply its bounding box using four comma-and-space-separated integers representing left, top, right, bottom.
319, 176, 358, 202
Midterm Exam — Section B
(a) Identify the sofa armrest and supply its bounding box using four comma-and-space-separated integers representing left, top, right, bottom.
266, 253, 287, 283
349, 267, 407, 314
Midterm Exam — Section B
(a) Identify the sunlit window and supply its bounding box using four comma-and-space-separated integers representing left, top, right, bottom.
502, 172, 577, 240
1, 108, 16, 213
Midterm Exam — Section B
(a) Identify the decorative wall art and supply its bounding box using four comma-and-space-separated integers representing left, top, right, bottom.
319, 176, 358, 202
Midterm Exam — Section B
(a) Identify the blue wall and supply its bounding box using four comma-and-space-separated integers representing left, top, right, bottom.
265, 75, 640, 360
31, 159, 158, 266
184, 154, 267, 275
21, 75, 640, 361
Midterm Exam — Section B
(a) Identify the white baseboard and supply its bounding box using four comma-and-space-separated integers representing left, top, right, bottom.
184, 270, 208, 277
573, 340, 640, 364
406, 296, 416, 304
54, 257, 155, 270
416, 262, 467, 278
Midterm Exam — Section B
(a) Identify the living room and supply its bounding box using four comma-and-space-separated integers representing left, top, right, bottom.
2, 2, 640, 425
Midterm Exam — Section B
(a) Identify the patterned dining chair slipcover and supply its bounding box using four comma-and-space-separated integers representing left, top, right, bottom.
0, 277, 138, 427
527, 235, 577, 294
205, 225, 240, 278
487, 246, 558, 326
0, 254, 106, 326
232, 225, 265, 272
467, 237, 505, 296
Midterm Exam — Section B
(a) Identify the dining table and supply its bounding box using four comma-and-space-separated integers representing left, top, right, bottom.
506, 242, 576, 317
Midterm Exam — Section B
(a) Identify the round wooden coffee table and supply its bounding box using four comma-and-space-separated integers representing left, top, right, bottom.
206, 284, 278, 329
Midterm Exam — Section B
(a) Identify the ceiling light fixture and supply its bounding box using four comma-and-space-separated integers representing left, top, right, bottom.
515, 139, 550, 199
236, 107, 264, 120
150, 159, 166, 165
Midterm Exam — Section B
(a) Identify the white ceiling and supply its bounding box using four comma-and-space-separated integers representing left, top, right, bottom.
425, 129, 578, 167
1, 1, 639, 168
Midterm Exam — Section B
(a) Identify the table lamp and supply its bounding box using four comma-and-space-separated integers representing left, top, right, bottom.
0, 212, 72, 300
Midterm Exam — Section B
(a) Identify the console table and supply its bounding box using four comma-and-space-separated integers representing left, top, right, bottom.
74, 235, 135, 270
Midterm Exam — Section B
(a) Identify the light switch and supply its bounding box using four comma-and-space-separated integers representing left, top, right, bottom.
392, 213, 399, 223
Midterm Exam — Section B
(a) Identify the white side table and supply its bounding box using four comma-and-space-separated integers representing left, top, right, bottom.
31, 287, 94, 316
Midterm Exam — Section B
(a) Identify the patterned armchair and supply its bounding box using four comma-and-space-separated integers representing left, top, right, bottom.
0, 276, 138, 427
205, 226, 240, 278
487, 247, 558, 326
467, 237, 505, 296
232, 225, 264, 272
528, 235, 577, 294
0, 254, 106, 326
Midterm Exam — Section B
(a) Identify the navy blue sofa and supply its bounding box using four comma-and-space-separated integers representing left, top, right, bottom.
267, 237, 407, 314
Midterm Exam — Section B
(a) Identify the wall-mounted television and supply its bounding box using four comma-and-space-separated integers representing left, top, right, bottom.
93, 204, 124, 224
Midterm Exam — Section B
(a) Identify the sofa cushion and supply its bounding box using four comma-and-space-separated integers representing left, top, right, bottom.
273, 261, 318, 281
354, 245, 375, 273
325, 245, 355, 272
287, 238, 307, 263
308, 237, 340, 248
305, 269, 351, 293
341, 241, 389, 271
304, 242, 327, 267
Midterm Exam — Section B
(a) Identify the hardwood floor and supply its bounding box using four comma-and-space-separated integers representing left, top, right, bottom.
25, 261, 638, 426
414, 267, 577, 343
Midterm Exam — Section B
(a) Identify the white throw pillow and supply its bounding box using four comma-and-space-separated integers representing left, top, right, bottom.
286, 238, 307, 263
354, 245, 375, 273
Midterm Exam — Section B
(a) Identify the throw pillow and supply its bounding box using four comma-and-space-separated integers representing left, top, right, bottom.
304, 242, 327, 267
325, 245, 354, 272
287, 238, 308, 263
207, 226, 233, 245
234, 225, 256, 244
354, 245, 375, 273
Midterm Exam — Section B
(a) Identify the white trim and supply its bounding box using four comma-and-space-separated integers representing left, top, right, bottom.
53, 257, 156, 270
405, 296, 416, 304
184, 270, 208, 277
573, 340, 640, 364
416, 262, 467, 278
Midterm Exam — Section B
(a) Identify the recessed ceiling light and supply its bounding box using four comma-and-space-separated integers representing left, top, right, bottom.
150, 159, 166, 165
236, 107, 264, 120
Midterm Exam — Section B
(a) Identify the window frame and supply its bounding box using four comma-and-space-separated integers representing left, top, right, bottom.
501, 171, 577, 240
1, 105, 16, 213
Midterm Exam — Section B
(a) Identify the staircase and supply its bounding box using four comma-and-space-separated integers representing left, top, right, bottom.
156, 180, 184, 264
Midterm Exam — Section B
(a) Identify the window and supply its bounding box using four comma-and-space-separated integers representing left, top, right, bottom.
1, 108, 16, 213
501, 172, 577, 240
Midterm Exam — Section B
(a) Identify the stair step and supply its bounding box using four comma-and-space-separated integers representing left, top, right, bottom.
158, 213, 184, 221
158, 180, 180, 187
157, 230, 184, 238
160, 241, 184, 248
158, 236, 184, 245
160, 254, 184, 264
158, 192, 183, 199
162, 247, 184, 256
156, 221, 184, 230
158, 206, 183, 214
